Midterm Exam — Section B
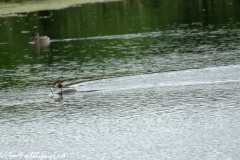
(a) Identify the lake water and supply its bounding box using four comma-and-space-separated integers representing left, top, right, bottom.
0, 0, 240, 159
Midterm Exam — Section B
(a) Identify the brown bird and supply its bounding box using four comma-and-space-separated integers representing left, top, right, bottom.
30, 32, 50, 45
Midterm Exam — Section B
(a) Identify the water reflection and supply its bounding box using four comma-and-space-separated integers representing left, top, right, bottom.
0, 0, 240, 159
31, 42, 50, 53
1, 25, 240, 90
52, 94, 63, 103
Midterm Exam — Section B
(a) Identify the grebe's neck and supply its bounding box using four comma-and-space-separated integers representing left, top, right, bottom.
34, 36, 39, 41
60, 88, 63, 94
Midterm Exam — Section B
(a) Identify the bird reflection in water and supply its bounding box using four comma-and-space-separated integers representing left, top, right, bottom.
52, 94, 63, 103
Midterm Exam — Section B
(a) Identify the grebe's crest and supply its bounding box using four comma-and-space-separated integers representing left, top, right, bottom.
53, 82, 62, 88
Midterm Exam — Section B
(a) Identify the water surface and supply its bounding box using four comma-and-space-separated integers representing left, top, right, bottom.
0, 0, 240, 159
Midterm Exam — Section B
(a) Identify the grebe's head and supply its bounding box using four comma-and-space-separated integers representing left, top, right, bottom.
30, 32, 39, 40
53, 82, 63, 88
50, 82, 63, 94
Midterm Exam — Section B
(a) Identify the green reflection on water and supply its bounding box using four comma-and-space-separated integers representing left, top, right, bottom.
0, 0, 240, 90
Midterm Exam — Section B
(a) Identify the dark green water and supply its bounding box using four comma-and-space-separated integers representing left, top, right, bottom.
0, 0, 240, 159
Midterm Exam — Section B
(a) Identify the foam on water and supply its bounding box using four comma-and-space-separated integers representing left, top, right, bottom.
72, 65, 240, 92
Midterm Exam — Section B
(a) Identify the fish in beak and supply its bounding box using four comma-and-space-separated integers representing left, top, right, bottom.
50, 87, 54, 94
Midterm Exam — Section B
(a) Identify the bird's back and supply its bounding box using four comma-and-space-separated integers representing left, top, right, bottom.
60, 89, 77, 95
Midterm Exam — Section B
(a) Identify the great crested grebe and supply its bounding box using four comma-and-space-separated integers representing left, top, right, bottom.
30, 32, 50, 45
50, 82, 77, 95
